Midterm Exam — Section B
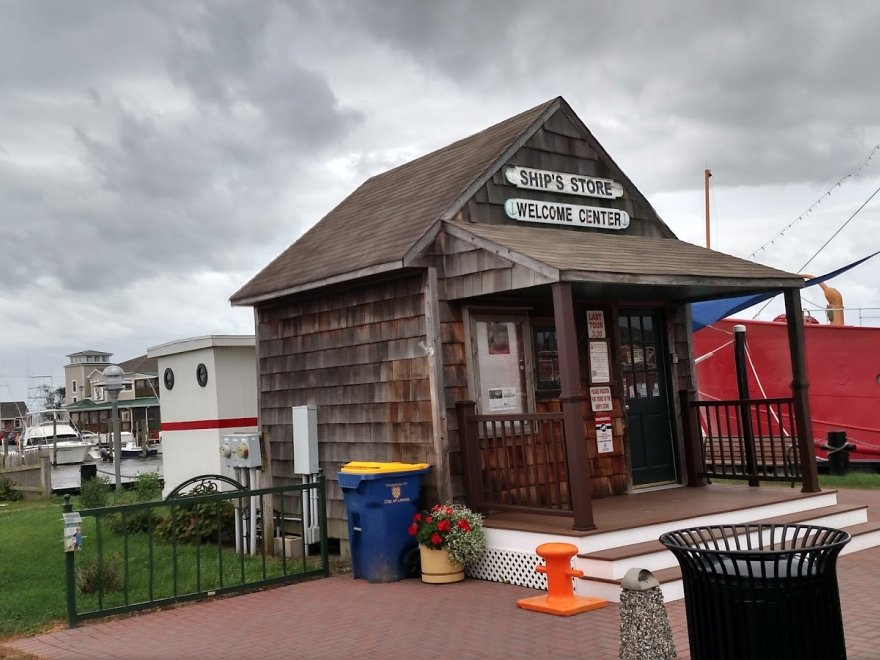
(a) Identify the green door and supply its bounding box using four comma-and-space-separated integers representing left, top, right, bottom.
619, 310, 677, 486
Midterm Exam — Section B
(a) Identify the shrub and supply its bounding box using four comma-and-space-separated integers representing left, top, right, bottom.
76, 553, 124, 594
79, 475, 111, 509
156, 482, 236, 545
107, 471, 163, 533
0, 476, 23, 502
133, 471, 162, 501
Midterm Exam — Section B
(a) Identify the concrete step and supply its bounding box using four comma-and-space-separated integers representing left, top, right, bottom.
577, 518, 880, 604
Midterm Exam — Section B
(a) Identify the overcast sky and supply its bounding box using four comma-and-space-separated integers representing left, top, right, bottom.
2, 1, 879, 404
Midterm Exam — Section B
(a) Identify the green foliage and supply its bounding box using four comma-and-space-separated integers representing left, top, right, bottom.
75, 553, 124, 594
133, 471, 163, 501
155, 482, 236, 544
0, 475, 23, 501
79, 475, 111, 509
408, 503, 487, 566
105, 471, 164, 534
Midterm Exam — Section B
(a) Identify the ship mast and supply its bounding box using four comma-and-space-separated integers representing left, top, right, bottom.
704, 168, 712, 248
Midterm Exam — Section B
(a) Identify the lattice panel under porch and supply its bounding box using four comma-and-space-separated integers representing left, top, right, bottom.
466, 547, 548, 590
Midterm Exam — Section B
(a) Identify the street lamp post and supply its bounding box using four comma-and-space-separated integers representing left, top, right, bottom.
102, 365, 126, 491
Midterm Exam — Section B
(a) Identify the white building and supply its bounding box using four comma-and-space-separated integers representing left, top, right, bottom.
147, 336, 258, 496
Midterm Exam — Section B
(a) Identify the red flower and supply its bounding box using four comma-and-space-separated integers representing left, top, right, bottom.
424, 516, 433, 524
430, 533, 443, 545
413, 512, 422, 521
437, 519, 451, 532
432, 504, 441, 511
457, 519, 472, 532
408, 523, 418, 536
445, 506, 453, 515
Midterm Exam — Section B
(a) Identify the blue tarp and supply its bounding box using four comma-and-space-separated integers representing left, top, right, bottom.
691, 251, 880, 331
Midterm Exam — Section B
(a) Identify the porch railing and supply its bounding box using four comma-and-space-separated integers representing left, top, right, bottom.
457, 402, 571, 515
686, 394, 802, 486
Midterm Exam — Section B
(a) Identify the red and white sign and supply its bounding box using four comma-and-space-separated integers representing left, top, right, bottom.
589, 386, 613, 412
595, 415, 613, 454
587, 310, 606, 339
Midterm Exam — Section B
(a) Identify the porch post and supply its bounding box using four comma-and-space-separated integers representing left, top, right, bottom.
679, 389, 706, 487
552, 282, 595, 530
455, 401, 483, 511
784, 288, 820, 492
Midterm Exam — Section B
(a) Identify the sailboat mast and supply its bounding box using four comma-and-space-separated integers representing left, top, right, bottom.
704, 168, 712, 249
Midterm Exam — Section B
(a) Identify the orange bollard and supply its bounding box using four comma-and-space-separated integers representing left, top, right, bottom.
516, 542, 608, 616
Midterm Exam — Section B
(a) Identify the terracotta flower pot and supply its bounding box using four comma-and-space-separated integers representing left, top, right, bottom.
419, 545, 464, 583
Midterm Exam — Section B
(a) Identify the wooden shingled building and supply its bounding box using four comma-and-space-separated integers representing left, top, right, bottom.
230, 97, 816, 543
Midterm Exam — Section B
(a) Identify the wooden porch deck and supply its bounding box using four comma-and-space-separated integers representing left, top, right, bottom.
483, 484, 832, 537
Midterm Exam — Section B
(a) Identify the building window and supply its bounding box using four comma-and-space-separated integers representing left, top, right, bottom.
533, 327, 560, 390
466, 312, 534, 414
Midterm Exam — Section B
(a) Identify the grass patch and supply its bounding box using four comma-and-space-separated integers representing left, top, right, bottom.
0, 499, 68, 638
0, 494, 325, 640
820, 471, 880, 490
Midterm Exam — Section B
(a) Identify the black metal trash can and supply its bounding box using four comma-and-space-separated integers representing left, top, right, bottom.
660, 524, 850, 660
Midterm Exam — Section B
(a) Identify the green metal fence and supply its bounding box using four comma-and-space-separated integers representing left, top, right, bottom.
63, 474, 329, 627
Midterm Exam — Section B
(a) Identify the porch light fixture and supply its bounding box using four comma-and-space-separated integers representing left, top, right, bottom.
102, 364, 125, 490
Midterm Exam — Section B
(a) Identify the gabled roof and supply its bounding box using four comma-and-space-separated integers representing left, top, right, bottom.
117, 354, 158, 376
231, 98, 562, 305
231, 96, 802, 306
0, 401, 28, 420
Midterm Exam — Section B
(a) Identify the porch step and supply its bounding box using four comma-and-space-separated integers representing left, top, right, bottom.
576, 516, 880, 604
578, 503, 868, 580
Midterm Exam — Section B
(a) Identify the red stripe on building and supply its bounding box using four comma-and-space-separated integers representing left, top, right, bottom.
161, 417, 258, 432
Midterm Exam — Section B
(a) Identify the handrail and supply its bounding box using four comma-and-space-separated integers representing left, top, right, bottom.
456, 402, 571, 515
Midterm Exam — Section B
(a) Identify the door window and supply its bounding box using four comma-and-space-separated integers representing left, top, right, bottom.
620, 314, 661, 400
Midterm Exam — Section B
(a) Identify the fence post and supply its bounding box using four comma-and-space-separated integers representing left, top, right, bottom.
63, 495, 77, 628
317, 471, 329, 577
41, 455, 52, 497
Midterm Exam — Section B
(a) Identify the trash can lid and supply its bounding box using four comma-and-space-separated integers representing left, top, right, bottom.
340, 461, 430, 474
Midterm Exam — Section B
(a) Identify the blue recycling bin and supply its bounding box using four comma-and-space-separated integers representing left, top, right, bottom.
339, 461, 431, 583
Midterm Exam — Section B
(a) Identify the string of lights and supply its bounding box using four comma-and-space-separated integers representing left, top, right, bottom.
747, 143, 880, 259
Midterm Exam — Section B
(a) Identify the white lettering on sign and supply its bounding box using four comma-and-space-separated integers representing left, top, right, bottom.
504, 199, 630, 230
589, 386, 613, 412
504, 166, 624, 199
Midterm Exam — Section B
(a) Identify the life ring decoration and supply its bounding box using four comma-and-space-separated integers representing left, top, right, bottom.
163, 368, 175, 390
196, 363, 208, 388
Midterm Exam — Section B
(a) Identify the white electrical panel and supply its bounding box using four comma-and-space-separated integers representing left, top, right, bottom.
220, 433, 262, 468
292, 405, 319, 474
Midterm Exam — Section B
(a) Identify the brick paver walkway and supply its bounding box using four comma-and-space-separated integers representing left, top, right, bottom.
4, 488, 880, 659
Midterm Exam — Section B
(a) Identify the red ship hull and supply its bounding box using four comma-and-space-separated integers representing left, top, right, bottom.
694, 318, 880, 463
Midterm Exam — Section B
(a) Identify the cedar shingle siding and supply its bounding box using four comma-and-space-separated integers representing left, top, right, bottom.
233, 96, 805, 539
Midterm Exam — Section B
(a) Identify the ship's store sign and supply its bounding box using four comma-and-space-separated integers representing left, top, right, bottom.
504, 166, 623, 199
505, 198, 630, 230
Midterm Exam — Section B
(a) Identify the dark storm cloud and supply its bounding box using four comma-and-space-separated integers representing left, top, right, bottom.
1, 0, 879, 400
335, 0, 880, 190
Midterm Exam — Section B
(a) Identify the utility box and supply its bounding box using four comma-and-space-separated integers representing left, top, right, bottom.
220, 433, 262, 468
292, 405, 319, 474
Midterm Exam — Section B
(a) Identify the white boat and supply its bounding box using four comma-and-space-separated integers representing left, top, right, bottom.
91, 431, 159, 461
20, 409, 96, 465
